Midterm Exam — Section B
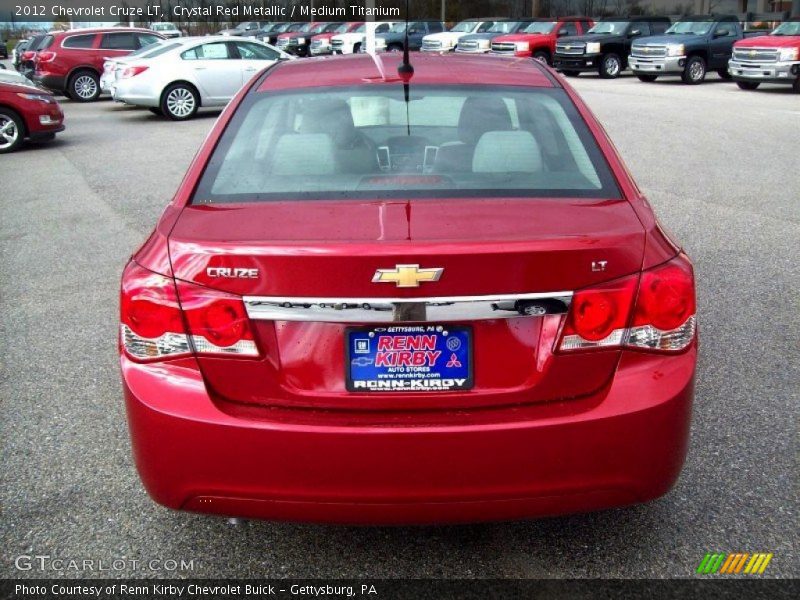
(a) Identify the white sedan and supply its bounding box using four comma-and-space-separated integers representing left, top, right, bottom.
111, 36, 291, 120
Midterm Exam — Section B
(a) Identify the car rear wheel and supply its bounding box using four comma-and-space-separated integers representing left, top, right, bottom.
681, 56, 706, 84
599, 53, 622, 79
69, 70, 100, 102
0, 109, 24, 154
736, 81, 760, 90
533, 51, 550, 65
161, 83, 199, 121
636, 74, 658, 82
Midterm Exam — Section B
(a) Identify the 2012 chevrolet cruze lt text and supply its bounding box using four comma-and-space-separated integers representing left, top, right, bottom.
120, 53, 697, 524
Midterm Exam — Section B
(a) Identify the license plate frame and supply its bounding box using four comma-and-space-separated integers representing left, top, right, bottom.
345, 325, 473, 393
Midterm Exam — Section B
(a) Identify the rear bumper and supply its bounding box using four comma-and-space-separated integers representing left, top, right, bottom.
100, 73, 115, 93
728, 59, 800, 83
629, 56, 685, 74
553, 54, 601, 71
122, 346, 696, 524
112, 80, 160, 107
32, 73, 67, 93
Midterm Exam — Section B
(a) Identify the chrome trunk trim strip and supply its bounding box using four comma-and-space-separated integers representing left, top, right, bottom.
244, 292, 573, 323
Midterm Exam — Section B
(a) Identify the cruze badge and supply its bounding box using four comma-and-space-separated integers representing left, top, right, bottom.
372, 264, 443, 288
206, 267, 259, 279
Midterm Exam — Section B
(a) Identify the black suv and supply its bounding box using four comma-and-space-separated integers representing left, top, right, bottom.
553, 16, 672, 78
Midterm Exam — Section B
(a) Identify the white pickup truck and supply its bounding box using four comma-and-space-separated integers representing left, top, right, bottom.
331, 22, 397, 54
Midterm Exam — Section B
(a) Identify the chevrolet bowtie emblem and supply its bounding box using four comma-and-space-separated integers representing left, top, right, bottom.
749, 50, 757, 56
565, 45, 571, 50
372, 264, 443, 288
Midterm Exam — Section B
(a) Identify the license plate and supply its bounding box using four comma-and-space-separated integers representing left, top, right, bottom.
346, 325, 472, 392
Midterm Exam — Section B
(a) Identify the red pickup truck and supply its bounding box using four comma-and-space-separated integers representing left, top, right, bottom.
490, 17, 594, 65
728, 18, 800, 92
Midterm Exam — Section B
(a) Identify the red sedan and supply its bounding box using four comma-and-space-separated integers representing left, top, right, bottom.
0, 80, 64, 154
120, 53, 697, 524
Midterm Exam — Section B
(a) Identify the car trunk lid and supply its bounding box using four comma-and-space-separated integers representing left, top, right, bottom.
168, 197, 645, 411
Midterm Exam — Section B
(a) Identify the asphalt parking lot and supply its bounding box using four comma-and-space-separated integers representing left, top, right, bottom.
1, 61, 798, 580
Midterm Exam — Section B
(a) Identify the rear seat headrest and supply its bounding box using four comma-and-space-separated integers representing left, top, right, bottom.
272, 134, 335, 176
472, 131, 543, 173
458, 97, 513, 145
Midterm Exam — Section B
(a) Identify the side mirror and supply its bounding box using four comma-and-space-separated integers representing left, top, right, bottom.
714, 29, 730, 38
629, 29, 642, 37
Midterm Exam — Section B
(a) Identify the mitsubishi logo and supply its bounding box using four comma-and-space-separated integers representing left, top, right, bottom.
372, 264, 443, 288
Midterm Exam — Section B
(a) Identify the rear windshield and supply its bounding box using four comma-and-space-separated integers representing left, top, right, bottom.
524, 22, 557, 34
772, 21, 800, 35
666, 21, 713, 35
489, 21, 518, 33
193, 85, 619, 204
140, 42, 182, 58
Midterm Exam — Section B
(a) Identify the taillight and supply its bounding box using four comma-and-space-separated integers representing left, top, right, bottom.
176, 280, 259, 358
37, 51, 56, 63
22, 51, 34, 60
120, 262, 190, 361
559, 273, 637, 350
559, 254, 696, 353
120, 262, 259, 361
626, 255, 696, 351
121, 65, 148, 79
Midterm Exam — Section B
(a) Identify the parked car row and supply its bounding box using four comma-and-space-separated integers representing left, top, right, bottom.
433, 15, 799, 91
243, 16, 799, 91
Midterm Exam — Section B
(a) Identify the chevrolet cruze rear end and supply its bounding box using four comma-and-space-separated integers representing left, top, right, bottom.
120, 54, 697, 524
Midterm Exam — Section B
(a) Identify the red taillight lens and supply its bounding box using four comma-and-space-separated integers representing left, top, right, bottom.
122, 65, 148, 79
560, 274, 637, 350
22, 51, 34, 60
632, 260, 695, 331
176, 281, 259, 357
120, 262, 190, 361
626, 254, 696, 352
37, 51, 56, 63
558, 254, 696, 353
